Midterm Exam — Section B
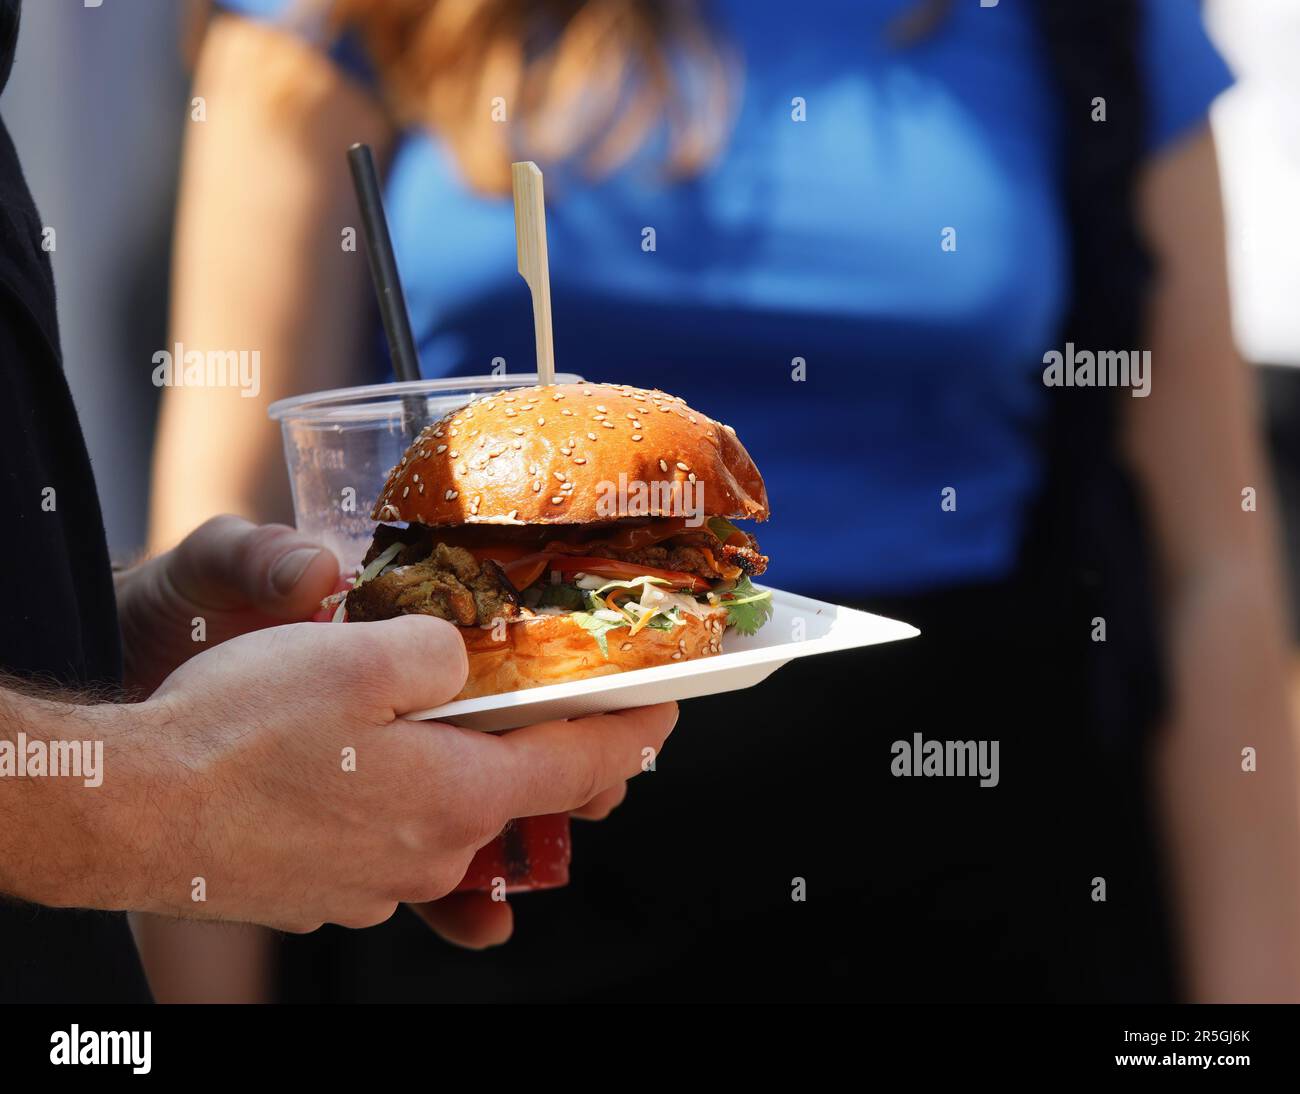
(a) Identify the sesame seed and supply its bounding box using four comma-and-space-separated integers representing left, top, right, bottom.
445, 489, 458, 500
620, 642, 633, 652
532, 481, 542, 492
554, 471, 566, 481
688, 472, 696, 483
418, 483, 425, 494
670, 652, 683, 661
537, 417, 545, 425
551, 496, 566, 504
435, 445, 447, 454
587, 432, 597, 441
412, 473, 420, 482
632, 435, 643, 442
562, 408, 574, 416
677, 462, 690, 471
602, 421, 615, 429
511, 427, 525, 435
402, 486, 410, 498
596, 405, 608, 412
573, 456, 587, 464
659, 459, 669, 472
449, 450, 459, 458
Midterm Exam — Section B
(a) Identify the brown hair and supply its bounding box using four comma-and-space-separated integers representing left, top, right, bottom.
210, 0, 950, 194
308, 0, 734, 195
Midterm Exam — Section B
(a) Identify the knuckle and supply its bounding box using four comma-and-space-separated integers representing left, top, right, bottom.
407, 616, 469, 688
441, 797, 502, 853
331, 628, 400, 692
573, 757, 603, 812
406, 865, 461, 904
280, 920, 324, 936
337, 902, 399, 930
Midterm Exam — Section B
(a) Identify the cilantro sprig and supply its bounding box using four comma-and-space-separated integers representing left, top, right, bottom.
718, 576, 773, 636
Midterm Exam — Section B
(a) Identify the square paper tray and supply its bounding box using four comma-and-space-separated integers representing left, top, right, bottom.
410, 586, 919, 732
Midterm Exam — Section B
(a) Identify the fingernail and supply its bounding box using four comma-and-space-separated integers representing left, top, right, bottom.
270, 548, 322, 595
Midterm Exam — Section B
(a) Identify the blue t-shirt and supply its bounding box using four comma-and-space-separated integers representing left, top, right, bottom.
223, 0, 1231, 597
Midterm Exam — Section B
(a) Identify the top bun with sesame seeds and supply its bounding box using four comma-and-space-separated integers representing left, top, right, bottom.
371, 382, 769, 527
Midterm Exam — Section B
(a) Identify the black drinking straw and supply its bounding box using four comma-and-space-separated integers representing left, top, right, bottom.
347, 142, 427, 436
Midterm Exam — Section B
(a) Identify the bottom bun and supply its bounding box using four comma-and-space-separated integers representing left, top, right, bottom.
454, 608, 730, 700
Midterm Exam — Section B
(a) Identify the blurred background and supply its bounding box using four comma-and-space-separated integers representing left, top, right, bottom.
3, 0, 189, 556
4, 0, 1300, 1004
3, 0, 1294, 591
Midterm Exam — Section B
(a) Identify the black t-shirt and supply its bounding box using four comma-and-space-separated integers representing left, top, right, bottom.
0, 0, 151, 1002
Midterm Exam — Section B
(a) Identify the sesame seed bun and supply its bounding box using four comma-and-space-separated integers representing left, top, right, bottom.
454, 606, 731, 700
371, 382, 769, 526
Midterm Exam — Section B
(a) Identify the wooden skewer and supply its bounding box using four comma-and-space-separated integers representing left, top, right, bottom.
511, 161, 556, 386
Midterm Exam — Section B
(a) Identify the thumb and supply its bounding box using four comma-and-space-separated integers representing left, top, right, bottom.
169, 515, 340, 620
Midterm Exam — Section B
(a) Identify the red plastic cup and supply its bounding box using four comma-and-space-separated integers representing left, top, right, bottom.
454, 813, 571, 893
312, 598, 572, 893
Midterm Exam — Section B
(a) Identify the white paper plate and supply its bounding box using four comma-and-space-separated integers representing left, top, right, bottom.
410, 586, 919, 732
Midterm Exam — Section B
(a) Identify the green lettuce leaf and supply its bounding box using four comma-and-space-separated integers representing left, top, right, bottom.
569, 611, 629, 657
537, 583, 585, 610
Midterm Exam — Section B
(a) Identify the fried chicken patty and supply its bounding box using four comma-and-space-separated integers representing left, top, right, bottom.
345, 543, 520, 625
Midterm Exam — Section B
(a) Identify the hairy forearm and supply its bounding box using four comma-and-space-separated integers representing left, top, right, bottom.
1156, 564, 1300, 1001
0, 686, 157, 912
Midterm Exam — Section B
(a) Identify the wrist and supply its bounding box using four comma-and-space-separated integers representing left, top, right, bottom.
2, 695, 181, 914
86, 696, 198, 915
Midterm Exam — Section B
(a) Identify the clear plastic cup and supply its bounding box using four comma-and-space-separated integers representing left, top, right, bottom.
269, 374, 583, 893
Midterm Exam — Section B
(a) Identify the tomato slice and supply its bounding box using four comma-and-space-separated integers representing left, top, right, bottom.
550, 556, 711, 593
499, 552, 554, 590
469, 545, 711, 594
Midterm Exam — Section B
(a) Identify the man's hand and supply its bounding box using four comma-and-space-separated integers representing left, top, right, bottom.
116, 515, 340, 695
11, 615, 677, 934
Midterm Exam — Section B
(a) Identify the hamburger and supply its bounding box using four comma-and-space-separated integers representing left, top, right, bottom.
332, 382, 772, 700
